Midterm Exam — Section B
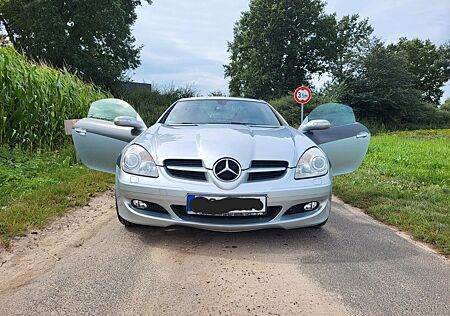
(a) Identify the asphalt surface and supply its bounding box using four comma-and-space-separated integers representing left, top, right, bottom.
0, 196, 449, 315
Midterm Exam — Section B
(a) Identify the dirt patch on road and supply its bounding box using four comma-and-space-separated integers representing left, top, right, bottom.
0, 191, 353, 315
0, 189, 116, 293
136, 236, 352, 315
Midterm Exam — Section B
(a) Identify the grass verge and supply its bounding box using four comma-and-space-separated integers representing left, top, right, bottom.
0, 146, 114, 247
334, 129, 450, 255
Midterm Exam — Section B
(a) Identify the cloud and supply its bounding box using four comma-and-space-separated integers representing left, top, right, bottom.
132, 0, 450, 100
130, 0, 249, 94
326, 0, 450, 45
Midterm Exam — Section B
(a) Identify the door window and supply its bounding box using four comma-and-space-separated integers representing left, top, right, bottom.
88, 98, 138, 122
308, 103, 355, 127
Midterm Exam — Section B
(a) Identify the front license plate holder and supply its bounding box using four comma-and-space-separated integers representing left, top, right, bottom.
186, 194, 267, 216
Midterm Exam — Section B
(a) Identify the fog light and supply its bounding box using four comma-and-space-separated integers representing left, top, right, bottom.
132, 200, 147, 209
304, 201, 319, 211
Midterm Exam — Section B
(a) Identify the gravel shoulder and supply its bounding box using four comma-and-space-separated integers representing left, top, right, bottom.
0, 191, 448, 315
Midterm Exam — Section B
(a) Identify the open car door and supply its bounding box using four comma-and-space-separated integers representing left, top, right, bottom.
301, 103, 370, 176
72, 98, 146, 174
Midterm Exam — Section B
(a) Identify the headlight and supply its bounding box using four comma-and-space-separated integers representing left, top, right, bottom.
295, 147, 328, 179
122, 145, 158, 178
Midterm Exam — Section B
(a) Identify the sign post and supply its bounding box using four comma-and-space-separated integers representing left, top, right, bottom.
293, 86, 312, 123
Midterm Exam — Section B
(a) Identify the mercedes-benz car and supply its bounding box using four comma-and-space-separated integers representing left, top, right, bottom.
72, 97, 370, 231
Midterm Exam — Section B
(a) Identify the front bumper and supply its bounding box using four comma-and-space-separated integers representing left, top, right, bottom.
115, 167, 332, 232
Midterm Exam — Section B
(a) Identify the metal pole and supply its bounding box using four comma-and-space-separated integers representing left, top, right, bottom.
301, 104, 304, 124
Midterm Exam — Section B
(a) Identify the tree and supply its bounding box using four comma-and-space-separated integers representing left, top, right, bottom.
329, 14, 373, 83
0, 0, 151, 89
225, 0, 337, 100
387, 38, 450, 105
342, 43, 422, 127
208, 90, 226, 96
441, 98, 450, 111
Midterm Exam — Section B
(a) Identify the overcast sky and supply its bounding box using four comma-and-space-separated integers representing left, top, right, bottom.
131, 0, 450, 101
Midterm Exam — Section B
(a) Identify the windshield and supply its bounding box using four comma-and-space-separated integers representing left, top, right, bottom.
162, 99, 281, 126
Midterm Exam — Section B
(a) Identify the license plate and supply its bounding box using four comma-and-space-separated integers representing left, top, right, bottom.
186, 194, 266, 216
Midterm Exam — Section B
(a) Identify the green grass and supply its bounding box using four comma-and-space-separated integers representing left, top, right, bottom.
0, 146, 113, 247
334, 129, 450, 255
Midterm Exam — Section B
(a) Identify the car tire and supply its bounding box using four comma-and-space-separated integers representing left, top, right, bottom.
115, 198, 135, 227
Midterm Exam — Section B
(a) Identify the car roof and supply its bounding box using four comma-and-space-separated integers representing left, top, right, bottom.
177, 96, 266, 103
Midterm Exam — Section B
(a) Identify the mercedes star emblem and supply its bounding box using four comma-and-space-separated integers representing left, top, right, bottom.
213, 158, 241, 182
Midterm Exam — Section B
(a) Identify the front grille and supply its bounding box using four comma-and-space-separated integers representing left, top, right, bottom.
166, 169, 207, 181
171, 205, 282, 224
247, 160, 288, 182
251, 160, 289, 168
164, 159, 202, 167
164, 159, 207, 181
248, 170, 286, 181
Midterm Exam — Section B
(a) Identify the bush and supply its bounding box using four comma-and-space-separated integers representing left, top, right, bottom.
441, 98, 450, 112
270, 92, 450, 132
269, 95, 303, 126
269, 83, 345, 127
0, 46, 109, 151
115, 85, 198, 125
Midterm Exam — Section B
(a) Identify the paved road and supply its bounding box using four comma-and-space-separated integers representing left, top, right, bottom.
0, 194, 449, 315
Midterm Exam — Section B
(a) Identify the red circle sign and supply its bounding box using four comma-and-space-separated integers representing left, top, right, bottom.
294, 86, 312, 104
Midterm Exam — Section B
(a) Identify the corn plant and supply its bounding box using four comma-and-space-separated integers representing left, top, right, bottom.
0, 46, 109, 151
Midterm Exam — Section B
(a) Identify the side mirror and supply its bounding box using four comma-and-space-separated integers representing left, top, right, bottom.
300, 119, 330, 132
114, 116, 145, 130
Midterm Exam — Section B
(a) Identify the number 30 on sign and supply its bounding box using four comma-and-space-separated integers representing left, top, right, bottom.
294, 86, 311, 123
294, 86, 311, 105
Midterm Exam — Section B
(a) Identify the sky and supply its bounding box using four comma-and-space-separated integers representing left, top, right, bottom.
131, 0, 450, 101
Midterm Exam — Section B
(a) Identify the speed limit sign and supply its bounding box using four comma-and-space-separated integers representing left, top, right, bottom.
294, 86, 311, 104
293, 86, 312, 122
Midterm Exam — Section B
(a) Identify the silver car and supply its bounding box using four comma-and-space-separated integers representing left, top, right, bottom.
72, 97, 370, 231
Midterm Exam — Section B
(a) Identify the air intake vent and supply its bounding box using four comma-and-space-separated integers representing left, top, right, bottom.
251, 160, 289, 168
248, 170, 286, 181
171, 205, 282, 223
164, 159, 203, 167
247, 160, 288, 182
164, 159, 206, 181
167, 169, 207, 181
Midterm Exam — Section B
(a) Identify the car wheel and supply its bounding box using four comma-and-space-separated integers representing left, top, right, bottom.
116, 197, 135, 227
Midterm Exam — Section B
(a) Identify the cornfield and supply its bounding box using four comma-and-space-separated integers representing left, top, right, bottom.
0, 46, 109, 151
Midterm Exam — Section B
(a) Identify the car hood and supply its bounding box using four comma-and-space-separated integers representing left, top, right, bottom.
136, 124, 316, 169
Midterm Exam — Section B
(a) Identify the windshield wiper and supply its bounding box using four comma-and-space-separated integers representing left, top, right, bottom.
228, 122, 279, 128
167, 122, 199, 126
212, 122, 266, 125
168, 122, 279, 127
248, 124, 279, 128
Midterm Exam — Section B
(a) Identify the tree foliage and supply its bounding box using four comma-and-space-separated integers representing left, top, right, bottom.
225, 0, 338, 100
208, 90, 226, 97
119, 86, 198, 124
329, 14, 373, 83
225, 0, 374, 100
0, 0, 151, 89
441, 98, 450, 111
342, 43, 423, 127
387, 38, 450, 104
